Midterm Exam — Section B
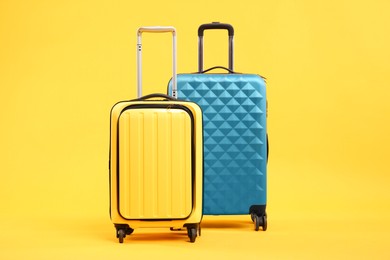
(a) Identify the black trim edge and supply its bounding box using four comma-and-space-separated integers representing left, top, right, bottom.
116, 103, 196, 221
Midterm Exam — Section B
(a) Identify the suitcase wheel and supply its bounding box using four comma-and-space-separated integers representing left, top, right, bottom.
262, 214, 268, 231
116, 225, 134, 243
253, 214, 267, 231
117, 229, 125, 243
187, 227, 197, 243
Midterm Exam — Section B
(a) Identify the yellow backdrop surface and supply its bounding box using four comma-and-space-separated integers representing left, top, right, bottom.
1, 0, 389, 259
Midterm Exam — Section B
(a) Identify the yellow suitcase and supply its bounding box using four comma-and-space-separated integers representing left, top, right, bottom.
109, 27, 203, 243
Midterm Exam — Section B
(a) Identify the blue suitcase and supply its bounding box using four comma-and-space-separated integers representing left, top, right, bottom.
168, 22, 268, 231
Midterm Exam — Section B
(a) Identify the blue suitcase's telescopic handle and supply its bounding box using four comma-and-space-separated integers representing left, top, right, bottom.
198, 22, 234, 72
198, 22, 234, 36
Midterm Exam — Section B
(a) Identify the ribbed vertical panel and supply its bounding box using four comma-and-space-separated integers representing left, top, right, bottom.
118, 108, 192, 219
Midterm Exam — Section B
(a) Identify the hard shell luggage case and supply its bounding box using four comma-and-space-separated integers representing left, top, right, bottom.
168, 22, 268, 231
110, 27, 203, 243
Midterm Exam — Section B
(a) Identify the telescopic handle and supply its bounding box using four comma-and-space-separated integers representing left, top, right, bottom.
198, 22, 234, 72
137, 26, 177, 98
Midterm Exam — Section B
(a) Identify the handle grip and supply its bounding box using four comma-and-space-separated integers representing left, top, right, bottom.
198, 22, 234, 72
134, 93, 177, 101
199, 66, 236, 74
136, 26, 177, 98
138, 26, 176, 35
198, 22, 234, 36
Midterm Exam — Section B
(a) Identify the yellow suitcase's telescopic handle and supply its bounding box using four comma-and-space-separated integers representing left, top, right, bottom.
136, 26, 177, 98
138, 26, 176, 34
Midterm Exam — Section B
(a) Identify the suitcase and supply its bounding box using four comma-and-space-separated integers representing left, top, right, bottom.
110, 26, 203, 243
168, 22, 268, 231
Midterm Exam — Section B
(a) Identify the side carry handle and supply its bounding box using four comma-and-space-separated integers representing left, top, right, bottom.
137, 26, 177, 98
134, 93, 177, 101
198, 22, 234, 72
199, 66, 236, 74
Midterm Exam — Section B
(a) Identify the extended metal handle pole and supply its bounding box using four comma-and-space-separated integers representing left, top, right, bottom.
136, 26, 177, 98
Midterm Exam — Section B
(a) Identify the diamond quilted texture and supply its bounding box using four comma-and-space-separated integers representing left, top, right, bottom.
169, 73, 267, 215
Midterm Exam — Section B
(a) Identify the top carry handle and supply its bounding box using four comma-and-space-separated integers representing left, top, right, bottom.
198, 22, 234, 72
137, 26, 177, 98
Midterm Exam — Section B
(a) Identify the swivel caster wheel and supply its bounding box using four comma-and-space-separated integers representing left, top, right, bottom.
115, 225, 133, 243
254, 214, 267, 231
187, 227, 197, 243
117, 229, 126, 243
262, 214, 268, 231
254, 215, 260, 231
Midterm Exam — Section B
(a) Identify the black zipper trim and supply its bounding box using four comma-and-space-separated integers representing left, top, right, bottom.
115, 103, 196, 221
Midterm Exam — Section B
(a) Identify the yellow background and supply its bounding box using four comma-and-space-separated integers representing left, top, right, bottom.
1, 0, 389, 259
